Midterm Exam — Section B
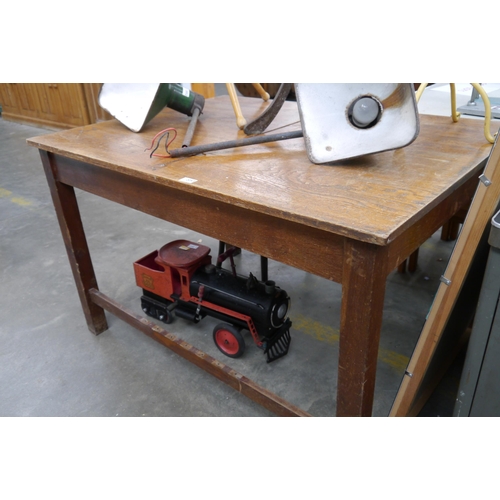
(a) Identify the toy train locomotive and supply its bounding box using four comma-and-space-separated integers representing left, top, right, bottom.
133, 240, 292, 362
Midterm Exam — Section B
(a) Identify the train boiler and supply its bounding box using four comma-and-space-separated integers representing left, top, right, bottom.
133, 240, 292, 362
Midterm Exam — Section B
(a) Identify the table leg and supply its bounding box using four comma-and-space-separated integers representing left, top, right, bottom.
39, 150, 108, 334
337, 240, 388, 416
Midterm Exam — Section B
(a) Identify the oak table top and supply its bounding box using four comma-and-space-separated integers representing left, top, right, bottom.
27, 95, 493, 247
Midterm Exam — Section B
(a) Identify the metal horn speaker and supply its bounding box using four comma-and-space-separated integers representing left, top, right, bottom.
295, 83, 420, 164
99, 83, 205, 133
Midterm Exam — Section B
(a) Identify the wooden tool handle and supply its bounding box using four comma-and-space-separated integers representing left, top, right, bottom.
226, 83, 247, 129
251, 83, 270, 101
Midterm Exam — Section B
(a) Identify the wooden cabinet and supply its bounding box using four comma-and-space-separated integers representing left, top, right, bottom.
0, 83, 111, 129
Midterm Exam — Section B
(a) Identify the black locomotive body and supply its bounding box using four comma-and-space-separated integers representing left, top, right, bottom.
134, 240, 291, 362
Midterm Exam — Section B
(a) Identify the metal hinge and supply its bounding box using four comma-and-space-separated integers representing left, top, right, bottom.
479, 174, 492, 186
440, 275, 452, 286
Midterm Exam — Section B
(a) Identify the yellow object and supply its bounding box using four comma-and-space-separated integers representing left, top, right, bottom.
415, 82, 428, 103
471, 83, 495, 143
416, 83, 495, 144
450, 83, 460, 122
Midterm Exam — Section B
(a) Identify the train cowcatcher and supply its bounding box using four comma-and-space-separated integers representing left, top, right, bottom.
134, 240, 292, 363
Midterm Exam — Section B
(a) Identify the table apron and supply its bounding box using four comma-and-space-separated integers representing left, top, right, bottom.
51, 153, 345, 282
386, 171, 482, 270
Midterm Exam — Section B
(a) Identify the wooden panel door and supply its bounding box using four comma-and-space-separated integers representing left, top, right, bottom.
34, 84, 91, 128
0, 83, 92, 129
0, 83, 42, 121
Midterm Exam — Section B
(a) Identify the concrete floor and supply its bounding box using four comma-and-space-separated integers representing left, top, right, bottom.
0, 85, 484, 417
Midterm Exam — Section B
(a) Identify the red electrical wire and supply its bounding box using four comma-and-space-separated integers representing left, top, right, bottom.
144, 128, 178, 158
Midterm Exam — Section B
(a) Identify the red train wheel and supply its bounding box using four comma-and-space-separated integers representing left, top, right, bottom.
213, 323, 245, 358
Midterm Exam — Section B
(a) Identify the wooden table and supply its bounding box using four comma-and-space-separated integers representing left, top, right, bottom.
28, 96, 494, 416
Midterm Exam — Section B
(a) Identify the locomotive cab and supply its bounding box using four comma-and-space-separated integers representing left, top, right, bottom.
154, 240, 212, 301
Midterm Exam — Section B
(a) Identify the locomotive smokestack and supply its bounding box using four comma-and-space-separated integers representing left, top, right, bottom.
265, 281, 276, 295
